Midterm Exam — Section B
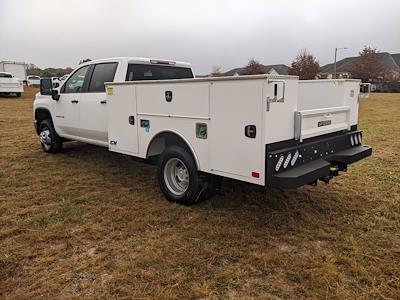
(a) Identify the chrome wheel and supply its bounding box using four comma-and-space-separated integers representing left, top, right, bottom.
40, 127, 52, 151
163, 158, 189, 196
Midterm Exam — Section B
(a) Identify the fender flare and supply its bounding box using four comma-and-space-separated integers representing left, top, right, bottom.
146, 130, 201, 170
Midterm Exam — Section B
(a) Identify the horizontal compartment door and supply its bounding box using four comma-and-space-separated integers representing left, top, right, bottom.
295, 106, 351, 141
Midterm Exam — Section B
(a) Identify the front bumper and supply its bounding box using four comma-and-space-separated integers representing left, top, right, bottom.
266, 131, 372, 189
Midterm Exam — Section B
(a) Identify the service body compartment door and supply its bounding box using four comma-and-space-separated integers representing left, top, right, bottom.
106, 84, 138, 154
295, 106, 351, 141
209, 79, 264, 185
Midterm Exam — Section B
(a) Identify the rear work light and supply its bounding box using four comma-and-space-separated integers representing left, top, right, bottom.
150, 59, 176, 65
291, 150, 299, 166
350, 135, 355, 146
275, 155, 284, 172
354, 134, 359, 145
283, 152, 292, 169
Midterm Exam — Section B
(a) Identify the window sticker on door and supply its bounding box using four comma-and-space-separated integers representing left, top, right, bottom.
106, 86, 113, 95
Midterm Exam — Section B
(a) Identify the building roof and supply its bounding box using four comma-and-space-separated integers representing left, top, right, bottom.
320, 52, 400, 74
223, 64, 289, 76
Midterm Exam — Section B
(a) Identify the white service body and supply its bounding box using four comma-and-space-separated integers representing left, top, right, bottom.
33, 57, 372, 203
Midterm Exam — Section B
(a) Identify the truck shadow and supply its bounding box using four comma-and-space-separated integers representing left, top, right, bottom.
57, 142, 353, 230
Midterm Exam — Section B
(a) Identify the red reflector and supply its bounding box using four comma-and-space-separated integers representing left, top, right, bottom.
251, 172, 260, 178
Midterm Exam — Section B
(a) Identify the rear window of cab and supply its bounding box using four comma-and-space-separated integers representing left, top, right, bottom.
126, 64, 193, 81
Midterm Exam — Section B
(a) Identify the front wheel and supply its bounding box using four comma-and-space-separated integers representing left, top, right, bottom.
157, 146, 205, 205
39, 119, 63, 153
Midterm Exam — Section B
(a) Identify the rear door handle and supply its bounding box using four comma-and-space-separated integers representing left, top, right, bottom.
71, 99, 79, 103
100, 100, 107, 104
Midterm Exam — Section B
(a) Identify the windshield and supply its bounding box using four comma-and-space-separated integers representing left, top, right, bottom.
126, 64, 193, 81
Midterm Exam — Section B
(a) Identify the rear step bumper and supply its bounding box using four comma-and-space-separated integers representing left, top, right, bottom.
270, 159, 330, 189
327, 145, 372, 165
267, 138, 372, 189
266, 131, 372, 189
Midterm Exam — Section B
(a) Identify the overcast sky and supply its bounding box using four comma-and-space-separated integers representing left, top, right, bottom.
1, 0, 399, 74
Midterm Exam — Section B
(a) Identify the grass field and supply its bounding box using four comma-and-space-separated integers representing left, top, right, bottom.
1, 87, 399, 299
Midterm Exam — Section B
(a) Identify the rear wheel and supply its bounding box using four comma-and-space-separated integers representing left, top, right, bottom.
39, 119, 63, 153
16, 92, 21, 97
158, 146, 204, 205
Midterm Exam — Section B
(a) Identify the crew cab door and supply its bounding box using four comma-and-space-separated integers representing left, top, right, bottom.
78, 62, 118, 143
53, 65, 90, 137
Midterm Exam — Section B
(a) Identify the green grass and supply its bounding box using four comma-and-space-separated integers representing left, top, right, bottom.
0, 87, 399, 299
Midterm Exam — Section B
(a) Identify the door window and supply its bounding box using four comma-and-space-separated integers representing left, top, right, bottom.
88, 63, 118, 92
63, 66, 89, 93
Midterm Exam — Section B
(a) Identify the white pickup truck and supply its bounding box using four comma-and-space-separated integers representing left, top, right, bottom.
34, 57, 372, 205
0, 72, 24, 97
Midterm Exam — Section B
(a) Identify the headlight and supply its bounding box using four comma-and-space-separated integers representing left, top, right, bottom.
283, 152, 292, 169
291, 150, 299, 166
350, 135, 354, 146
275, 155, 284, 172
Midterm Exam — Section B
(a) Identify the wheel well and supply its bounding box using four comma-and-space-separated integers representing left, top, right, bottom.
146, 132, 198, 168
34, 108, 52, 134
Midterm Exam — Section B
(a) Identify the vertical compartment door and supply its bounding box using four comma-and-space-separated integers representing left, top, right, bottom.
107, 84, 138, 155
209, 80, 264, 184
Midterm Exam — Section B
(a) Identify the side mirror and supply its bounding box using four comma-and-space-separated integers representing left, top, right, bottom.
51, 89, 60, 101
53, 82, 60, 88
40, 78, 53, 95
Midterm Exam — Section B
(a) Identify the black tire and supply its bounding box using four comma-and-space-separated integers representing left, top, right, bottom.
157, 146, 204, 205
38, 119, 63, 153
16, 92, 21, 97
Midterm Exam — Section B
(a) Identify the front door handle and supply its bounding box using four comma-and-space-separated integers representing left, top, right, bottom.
71, 99, 79, 103
100, 100, 107, 104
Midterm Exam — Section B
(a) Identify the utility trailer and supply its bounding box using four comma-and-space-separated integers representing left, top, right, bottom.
0, 61, 27, 82
105, 76, 371, 202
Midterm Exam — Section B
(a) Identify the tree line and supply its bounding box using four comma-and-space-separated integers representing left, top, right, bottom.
211, 46, 398, 85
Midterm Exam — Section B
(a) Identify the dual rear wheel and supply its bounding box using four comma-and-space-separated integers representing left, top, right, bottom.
157, 146, 222, 205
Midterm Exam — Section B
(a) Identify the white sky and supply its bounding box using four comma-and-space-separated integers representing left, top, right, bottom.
1, 0, 399, 74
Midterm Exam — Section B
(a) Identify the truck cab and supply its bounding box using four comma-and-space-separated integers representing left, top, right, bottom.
34, 57, 194, 146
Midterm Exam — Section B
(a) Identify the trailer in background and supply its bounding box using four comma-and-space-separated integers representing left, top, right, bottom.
0, 61, 27, 82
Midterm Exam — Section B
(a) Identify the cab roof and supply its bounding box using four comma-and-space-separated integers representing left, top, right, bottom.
80, 57, 192, 69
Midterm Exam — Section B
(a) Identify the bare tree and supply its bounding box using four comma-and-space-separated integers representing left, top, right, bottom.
210, 66, 223, 77
241, 58, 265, 75
350, 46, 387, 82
288, 49, 320, 80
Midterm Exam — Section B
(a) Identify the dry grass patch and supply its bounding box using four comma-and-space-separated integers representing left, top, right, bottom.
1, 87, 399, 298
